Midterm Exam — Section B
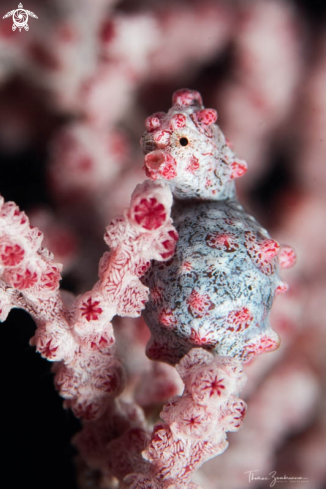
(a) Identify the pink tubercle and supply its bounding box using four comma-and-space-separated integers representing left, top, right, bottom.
145, 116, 161, 132
278, 245, 296, 269
187, 290, 215, 318
169, 113, 187, 130
275, 282, 289, 295
241, 334, 280, 362
206, 232, 239, 252
227, 307, 253, 332
195, 108, 218, 125
231, 160, 248, 179
144, 150, 177, 180
153, 130, 171, 148
260, 239, 280, 259
179, 261, 193, 273
245, 231, 280, 275
159, 309, 177, 328
189, 328, 217, 346
172, 89, 203, 107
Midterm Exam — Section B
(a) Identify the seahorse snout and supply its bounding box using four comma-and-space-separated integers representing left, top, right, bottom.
143, 150, 177, 181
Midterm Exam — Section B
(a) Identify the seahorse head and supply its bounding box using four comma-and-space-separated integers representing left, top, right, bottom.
141, 89, 247, 200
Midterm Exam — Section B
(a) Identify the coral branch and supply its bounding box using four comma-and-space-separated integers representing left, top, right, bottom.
125, 348, 247, 489
0, 180, 178, 421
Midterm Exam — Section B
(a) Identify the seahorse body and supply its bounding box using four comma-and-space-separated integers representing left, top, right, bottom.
141, 89, 293, 365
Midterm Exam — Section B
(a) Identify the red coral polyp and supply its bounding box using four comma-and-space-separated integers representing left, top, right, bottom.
80, 297, 103, 321
1, 202, 28, 228
160, 230, 179, 259
0, 242, 25, 267
82, 331, 114, 351
172, 403, 215, 439
39, 265, 61, 292
133, 197, 167, 230
193, 370, 228, 403
38, 338, 59, 360
6, 267, 39, 290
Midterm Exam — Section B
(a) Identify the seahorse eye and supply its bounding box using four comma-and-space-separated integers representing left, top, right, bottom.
179, 137, 189, 147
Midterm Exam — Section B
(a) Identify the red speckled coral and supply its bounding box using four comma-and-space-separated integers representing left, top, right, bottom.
126, 349, 247, 489
0, 180, 177, 420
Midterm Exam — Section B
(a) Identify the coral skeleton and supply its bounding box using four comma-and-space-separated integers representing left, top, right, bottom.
0, 179, 178, 421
